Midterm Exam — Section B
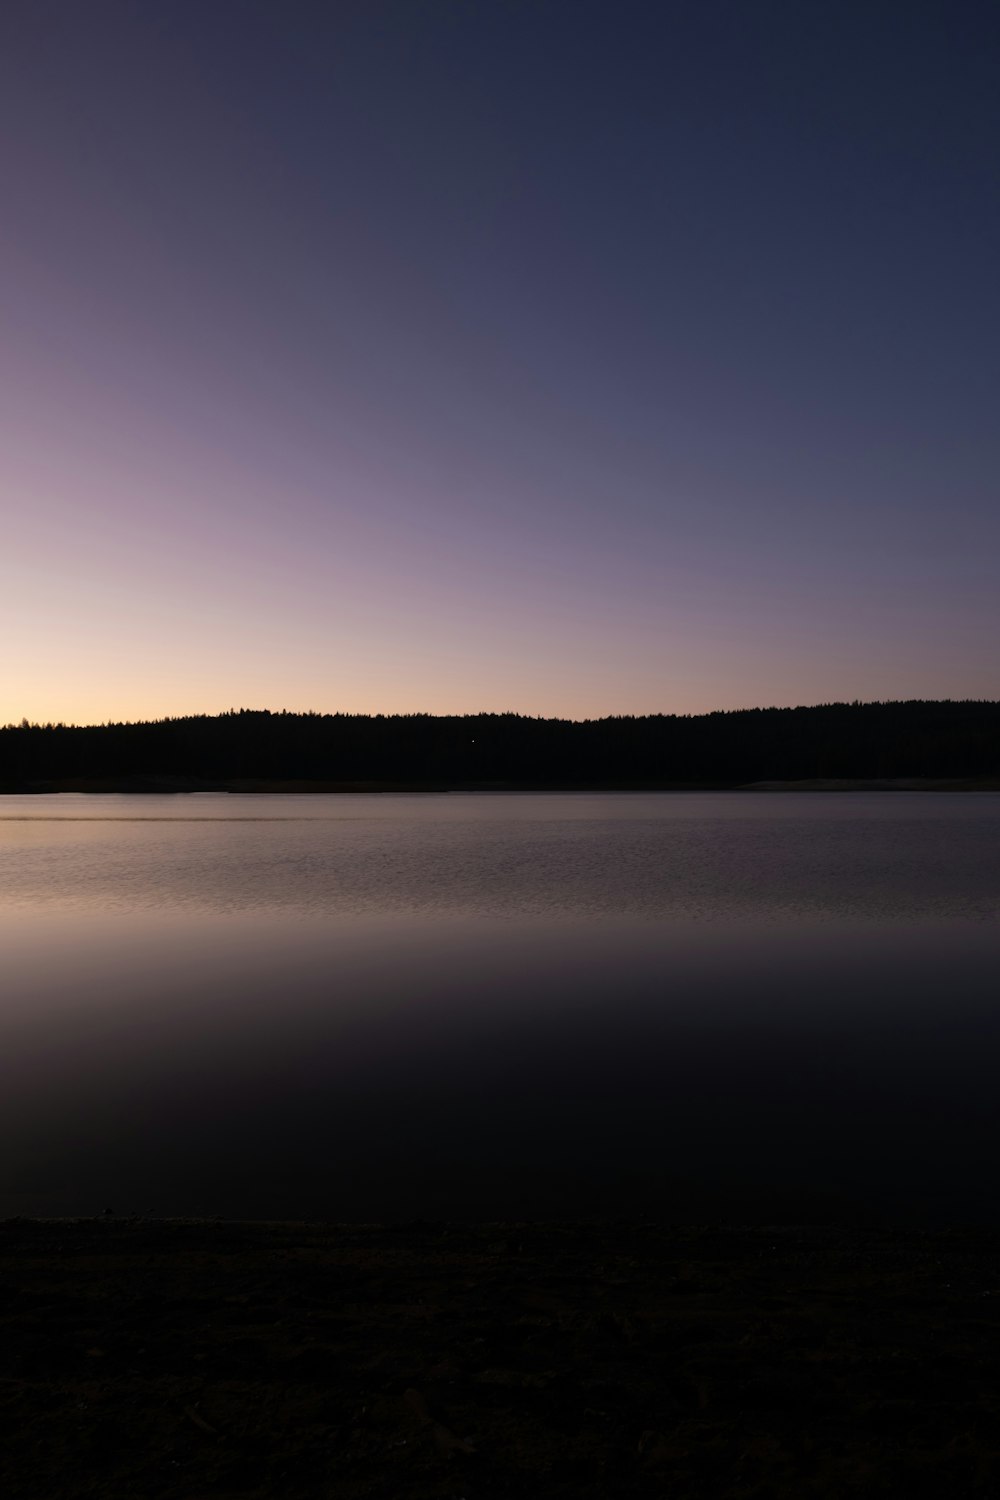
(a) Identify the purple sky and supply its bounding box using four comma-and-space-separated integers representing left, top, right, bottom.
3, 1, 998, 724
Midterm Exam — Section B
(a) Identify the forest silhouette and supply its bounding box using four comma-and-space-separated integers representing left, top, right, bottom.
2, 700, 999, 791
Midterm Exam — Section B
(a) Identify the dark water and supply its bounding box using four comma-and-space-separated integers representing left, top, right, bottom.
2, 792, 999, 1223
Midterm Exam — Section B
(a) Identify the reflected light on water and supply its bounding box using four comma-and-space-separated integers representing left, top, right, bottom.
2, 793, 1000, 1222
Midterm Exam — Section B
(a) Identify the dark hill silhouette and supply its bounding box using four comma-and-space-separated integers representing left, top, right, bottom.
2, 700, 1000, 791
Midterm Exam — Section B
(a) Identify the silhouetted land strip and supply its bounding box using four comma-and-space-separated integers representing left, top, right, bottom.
3, 699, 1000, 791
4, 1216, 1000, 1497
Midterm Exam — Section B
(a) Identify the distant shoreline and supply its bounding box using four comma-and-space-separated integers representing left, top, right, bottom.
4, 704, 999, 790
2, 777, 1000, 794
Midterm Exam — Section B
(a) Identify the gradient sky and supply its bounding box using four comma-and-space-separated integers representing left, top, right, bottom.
3, 0, 998, 724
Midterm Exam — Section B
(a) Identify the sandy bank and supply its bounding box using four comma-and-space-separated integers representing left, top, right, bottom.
4, 1217, 1000, 1496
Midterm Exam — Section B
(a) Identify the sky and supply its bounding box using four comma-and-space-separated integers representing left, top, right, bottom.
2, 0, 998, 724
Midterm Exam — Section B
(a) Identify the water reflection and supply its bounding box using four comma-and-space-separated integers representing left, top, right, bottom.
2, 794, 1000, 1222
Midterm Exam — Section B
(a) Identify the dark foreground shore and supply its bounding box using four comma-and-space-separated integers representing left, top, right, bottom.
4, 1219, 1000, 1498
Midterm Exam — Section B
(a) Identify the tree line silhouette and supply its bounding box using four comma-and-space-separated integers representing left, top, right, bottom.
2, 701, 999, 790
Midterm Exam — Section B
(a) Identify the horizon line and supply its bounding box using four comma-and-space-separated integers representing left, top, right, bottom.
5, 696, 1000, 732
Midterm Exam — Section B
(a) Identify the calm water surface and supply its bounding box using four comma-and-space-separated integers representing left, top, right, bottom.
2, 792, 999, 1222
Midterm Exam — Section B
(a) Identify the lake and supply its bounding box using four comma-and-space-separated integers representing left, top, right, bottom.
2, 792, 999, 1223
